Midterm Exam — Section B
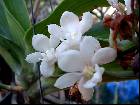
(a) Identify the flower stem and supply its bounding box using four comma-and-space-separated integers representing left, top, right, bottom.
49, 0, 53, 12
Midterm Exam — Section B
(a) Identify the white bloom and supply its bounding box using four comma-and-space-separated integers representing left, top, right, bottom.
26, 34, 58, 77
124, 0, 132, 15
54, 36, 117, 101
48, 11, 93, 56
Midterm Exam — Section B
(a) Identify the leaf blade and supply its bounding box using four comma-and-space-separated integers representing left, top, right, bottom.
3, 0, 31, 31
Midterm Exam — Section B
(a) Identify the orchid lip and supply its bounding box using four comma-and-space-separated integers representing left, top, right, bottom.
40, 48, 56, 62
83, 65, 95, 80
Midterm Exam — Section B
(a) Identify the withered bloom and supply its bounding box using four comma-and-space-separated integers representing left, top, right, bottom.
118, 51, 135, 69
103, 12, 138, 50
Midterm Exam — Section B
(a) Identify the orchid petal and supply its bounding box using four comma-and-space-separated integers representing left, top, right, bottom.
60, 11, 79, 33
80, 12, 93, 34
84, 65, 104, 89
83, 80, 96, 89
91, 72, 103, 83
32, 34, 50, 52
54, 73, 82, 89
40, 61, 55, 77
92, 47, 117, 65
25, 52, 42, 63
49, 34, 60, 48
48, 24, 65, 40
58, 50, 85, 72
55, 42, 69, 57
94, 64, 105, 73
80, 36, 101, 63
78, 77, 94, 101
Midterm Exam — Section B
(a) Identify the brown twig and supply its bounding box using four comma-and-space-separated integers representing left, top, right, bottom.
0, 83, 24, 93
29, 0, 41, 21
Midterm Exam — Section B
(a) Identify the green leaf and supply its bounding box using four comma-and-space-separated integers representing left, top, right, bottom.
5, 8, 26, 49
117, 40, 136, 52
25, 0, 112, 50
86, 21, 110, 41
103, 61, 136, 78
0, 1, 13, 40
27, 77, 60, 99
3, 0, 30, 31
100, 61, 138, 83
0, 0, 30, 49
0, 35, 35, 88
0, 34, 24, 63
0, 42, 22, 75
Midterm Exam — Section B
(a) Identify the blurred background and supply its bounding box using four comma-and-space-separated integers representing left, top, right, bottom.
0, 0, 139, 104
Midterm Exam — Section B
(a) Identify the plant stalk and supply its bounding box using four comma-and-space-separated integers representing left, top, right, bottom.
0, 83, 24, 93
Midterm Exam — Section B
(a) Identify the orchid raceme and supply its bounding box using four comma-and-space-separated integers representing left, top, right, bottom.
26, 34, 58, 77
54, 36, 117, 101
1, 0, 139, 104
48, 11, 93, 56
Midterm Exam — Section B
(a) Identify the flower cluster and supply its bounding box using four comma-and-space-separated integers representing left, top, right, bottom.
26, 11, 117, 101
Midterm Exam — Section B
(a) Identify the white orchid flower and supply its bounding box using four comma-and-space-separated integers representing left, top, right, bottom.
54, 36, 117, 101
48, 11, 93, 56
26, 34, 58, 77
